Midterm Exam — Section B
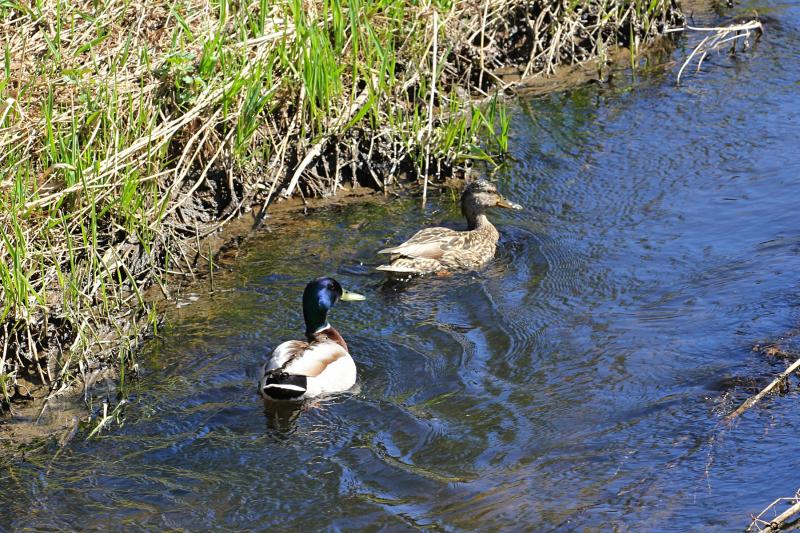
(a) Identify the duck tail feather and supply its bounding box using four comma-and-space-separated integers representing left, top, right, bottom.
261, 373, 307, 400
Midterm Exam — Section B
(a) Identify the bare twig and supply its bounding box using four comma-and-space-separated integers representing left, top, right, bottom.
725, 355, 800, 422
423, 10, 438, 207
675, 20, 763, 85
748, 489, 800, 532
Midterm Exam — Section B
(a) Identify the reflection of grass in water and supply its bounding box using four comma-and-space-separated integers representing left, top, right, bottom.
87, 399, 128, 439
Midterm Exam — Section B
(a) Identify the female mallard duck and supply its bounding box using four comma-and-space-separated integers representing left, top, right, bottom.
260, 277, 364, 401
377, 180, 522, 276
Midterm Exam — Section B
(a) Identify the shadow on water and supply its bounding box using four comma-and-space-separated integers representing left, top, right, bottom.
3, 1, 800, 530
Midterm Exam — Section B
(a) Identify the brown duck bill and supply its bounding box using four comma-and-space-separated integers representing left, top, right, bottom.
496, 196, 523, 210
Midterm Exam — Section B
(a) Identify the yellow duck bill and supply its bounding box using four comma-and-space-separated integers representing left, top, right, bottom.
340, 289, 366, 301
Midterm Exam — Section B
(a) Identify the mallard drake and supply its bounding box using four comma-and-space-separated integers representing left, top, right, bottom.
376, 180, 522, 276
260, 277, 364, 401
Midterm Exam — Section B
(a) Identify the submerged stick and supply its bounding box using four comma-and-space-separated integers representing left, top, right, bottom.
725, 355, 800, 422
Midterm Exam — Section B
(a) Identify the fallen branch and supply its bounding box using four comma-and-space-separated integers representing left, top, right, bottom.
725, 355, 800, 422
748, 490, 800, 532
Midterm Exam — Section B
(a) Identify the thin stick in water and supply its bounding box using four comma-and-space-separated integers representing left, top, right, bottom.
209, 242, 215, 294
725, 355, 800, 422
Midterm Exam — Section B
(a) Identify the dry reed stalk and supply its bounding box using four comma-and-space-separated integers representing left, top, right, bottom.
422, 10, 439, 207
281, 87, 370, 199
668, 19, 763, 85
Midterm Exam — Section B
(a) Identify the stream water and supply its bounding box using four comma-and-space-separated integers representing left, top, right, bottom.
3, 1, 800, 530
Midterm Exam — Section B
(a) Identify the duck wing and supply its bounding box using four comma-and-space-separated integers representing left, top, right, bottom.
267, 339, 349, 377
261, 339, 351, 400
378, 227, 464, 259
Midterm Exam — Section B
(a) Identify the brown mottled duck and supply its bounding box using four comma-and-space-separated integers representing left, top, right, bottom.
376, 180, 522, 276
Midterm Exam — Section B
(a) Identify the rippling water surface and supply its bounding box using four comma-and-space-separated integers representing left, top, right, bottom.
4, 1, 800, 530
